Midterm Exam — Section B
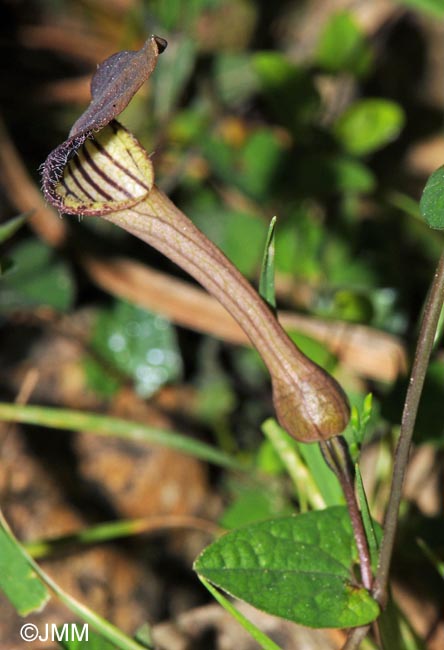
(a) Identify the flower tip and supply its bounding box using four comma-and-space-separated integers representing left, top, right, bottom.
154, 35, 168, 54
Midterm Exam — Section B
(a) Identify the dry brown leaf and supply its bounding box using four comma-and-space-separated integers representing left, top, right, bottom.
41, 76, 93, 105
0, 117, 66, 246
19, 24, 113, 64
84, 255, 406, 382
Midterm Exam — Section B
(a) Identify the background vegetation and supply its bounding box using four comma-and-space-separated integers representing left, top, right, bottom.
0, 1, 443, 648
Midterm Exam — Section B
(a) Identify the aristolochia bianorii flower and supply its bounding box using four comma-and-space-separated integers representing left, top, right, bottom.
42, 36, 350, 443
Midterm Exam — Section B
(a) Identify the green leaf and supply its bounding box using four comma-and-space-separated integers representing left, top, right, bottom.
88, 300, 182, 398
167, 107, 210, 144
220, 483, 291, 529
274, 209, 323, 279
259, 216, 277, 309
196, 376, 236, 425
256, 439, 286, 475
0, 512, 49, 615
238, 129, 284, 199
288, 331, 337, 371
0, 257, 14, 277
290, 155, 376, 196
253, 52, 320, 132
396, 0, 444, 18
151, 0, 212, 31
201, 127, 285, 201
320, 237, 377, 288
330, 289, 374, 323
316, 11, 372, 76
214, 53, 258, 106
223, 210, 267, 275
420, 166, 444, 230
0, 240, 75, 312
201, 127, 284, 202
195, 507, 379, 628
191, 200, 267, 277
349, 393, 374, 457
84, 355, 121, 398
334, 99, 405, 155
0, 212, 29, 244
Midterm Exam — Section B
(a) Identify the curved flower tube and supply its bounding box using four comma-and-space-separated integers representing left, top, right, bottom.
41, 38, 349, 443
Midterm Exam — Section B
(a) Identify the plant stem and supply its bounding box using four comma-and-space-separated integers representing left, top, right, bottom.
339, 470, 373, 592
342, 251, 444, 650
342, 625, 372, 650
320, 437, 373, 591
373, 251, 444, 606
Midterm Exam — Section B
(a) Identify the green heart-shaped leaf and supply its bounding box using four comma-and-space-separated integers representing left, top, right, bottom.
195, 506, 379, 628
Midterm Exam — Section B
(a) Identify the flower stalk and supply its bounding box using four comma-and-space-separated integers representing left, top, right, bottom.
320, 437, 373, 591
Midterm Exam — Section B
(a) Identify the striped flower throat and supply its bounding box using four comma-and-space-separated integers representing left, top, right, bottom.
53, 123, 154, 216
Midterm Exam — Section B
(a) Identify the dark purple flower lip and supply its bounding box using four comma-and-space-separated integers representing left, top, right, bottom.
41, 35, 166, 210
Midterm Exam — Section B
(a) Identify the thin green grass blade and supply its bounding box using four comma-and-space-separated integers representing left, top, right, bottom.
259, 216, 277, 310
432, 301, 444, 350
198, 576, 282, 650
398, 0, 444, 19
133, 623, 154, 650
33, 562, 148, 650
355, 463, 379, 569
261, 418, 324, 510
59, 627, 121, 650
296, 439, 343, 506
0, 403, 244, 471
417, 538, 444, 579
378, 593, 427, 650
0, 212, 30, 244
25, 515, 219, 559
